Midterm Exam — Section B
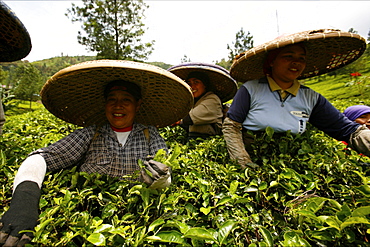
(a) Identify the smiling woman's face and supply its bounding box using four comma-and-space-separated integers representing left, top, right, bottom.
105, 90, 142, 128
186, 77, 206, 98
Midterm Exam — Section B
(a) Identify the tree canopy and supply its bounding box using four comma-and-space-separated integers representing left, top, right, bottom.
227, 27, 254, 62
66, 0, 154, 61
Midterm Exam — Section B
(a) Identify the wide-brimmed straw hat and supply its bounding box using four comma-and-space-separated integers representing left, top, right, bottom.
230, 29, 367, 82
168, 62, 238, 102
0, 1, 32, 62
40, 60, 194, 128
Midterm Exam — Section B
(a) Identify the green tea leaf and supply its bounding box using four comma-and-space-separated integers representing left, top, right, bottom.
259, 227, 273, 247
87, 233, 106, 246
184, 227, 215, 241
218, 220, 237, 245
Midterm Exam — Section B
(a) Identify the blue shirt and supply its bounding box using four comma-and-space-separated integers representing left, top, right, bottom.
227, 77, 359, 142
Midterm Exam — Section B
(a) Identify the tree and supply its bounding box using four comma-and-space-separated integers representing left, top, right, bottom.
66, 0, 154, 61
215, 58, 231, 70
227, 28, 254, 62
181, 55, 191, 63
13, 63, 43, 108
348, 28, 358, 34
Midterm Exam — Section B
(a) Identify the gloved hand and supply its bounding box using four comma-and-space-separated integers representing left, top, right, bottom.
348, 125, 370, 157
140, 160, 172, 190
222, 117, 259, 169
0, 181, 41, 247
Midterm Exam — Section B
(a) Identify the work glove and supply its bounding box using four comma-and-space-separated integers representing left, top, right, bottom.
348, 125, 370, 157
140, 159, 172, 190
222, 117, 259, 169
0, 181, 41, 247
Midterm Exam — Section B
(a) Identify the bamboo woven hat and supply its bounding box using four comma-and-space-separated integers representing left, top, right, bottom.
0, 1, 32, 62
40, 60, 194, 128
230, 29, 367, 82
168, 62, 238, 102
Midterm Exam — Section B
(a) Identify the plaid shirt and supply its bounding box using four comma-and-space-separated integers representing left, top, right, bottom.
30, 123, 168, 178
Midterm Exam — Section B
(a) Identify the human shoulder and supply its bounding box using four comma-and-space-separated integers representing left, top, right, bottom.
242, 77, 266, 88
203, 91, 222, 102
132, 123, 158, 133
298, 84, 320, 97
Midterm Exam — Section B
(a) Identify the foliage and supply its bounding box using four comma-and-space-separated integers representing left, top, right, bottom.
345, 73, 370, 97
66, 0, 154, 61
12, 63, 44, 106
1, 98, 370, 246
227, 28, 254, 62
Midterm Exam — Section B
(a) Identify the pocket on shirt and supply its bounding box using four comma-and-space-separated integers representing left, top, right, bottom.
84, 149, 112, 166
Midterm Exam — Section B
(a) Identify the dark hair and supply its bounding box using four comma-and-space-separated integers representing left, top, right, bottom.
186, 71, 210, 89
104, 80, 142, 100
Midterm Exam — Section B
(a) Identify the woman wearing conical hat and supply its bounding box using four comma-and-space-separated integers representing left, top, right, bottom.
222, 29, 369, 169
0, 60, 193, 246
168, 62, 237, 141
0, 1, 32, 135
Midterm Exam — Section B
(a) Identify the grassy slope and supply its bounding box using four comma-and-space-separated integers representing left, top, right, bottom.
302, 49, 370, 111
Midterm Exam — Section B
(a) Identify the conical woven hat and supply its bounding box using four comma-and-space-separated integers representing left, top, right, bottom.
0, 1, 31, 62
230, 29, 367, 82
168, 62, 238, 102
41, 60, 194, 128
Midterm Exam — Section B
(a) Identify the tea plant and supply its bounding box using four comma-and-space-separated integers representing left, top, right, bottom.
1, 104, 370, 246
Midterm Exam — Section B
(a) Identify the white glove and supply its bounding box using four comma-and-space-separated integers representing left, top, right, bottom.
140, 160, 172, 189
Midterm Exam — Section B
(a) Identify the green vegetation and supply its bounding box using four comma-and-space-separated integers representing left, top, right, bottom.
66, 0, 154, 61
1, 91, 370, 246
0, 45, 370, 247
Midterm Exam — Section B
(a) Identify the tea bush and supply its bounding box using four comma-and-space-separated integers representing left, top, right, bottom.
1, 105, 370, 246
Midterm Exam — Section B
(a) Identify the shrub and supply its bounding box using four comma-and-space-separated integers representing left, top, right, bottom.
1, 105, 370, 246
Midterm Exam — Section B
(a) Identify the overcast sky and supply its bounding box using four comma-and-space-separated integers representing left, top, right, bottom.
4, 0, 370, 65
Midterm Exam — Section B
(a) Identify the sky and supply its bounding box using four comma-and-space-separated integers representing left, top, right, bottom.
3, 0, 370, 65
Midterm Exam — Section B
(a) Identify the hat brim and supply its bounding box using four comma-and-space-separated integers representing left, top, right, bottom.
230, 29, 367, 82
0, 1, 31, 62
168, 62, 238, 102
41, 60, 194, 128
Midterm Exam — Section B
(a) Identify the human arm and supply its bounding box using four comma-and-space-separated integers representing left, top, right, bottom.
222, 86, 258, 168
0, 154, 46, 247
0, 127, 95, 246
308, 94, 370, 156
309, 94, 359, 142
222, 117, 258, 169
140, 126, 171, 189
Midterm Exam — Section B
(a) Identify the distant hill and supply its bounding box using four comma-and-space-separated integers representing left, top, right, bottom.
1, 55, 175, 80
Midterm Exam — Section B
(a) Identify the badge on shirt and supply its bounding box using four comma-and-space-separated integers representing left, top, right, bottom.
290, 111, 309, 118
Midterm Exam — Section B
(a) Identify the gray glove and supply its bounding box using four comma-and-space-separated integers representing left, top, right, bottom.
222, 117, 259, 169
140, 160, 172, 189
348, 125, 370, 157
0, 181, 41, 247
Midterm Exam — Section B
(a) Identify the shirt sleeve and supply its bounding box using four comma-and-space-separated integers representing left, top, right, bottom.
309, 94, 360, 142
148, 125, 168, 155
227, 85, 251, 123
29, 126, 95, 171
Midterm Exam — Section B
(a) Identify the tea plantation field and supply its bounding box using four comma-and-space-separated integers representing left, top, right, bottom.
1, 95, 370, 246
